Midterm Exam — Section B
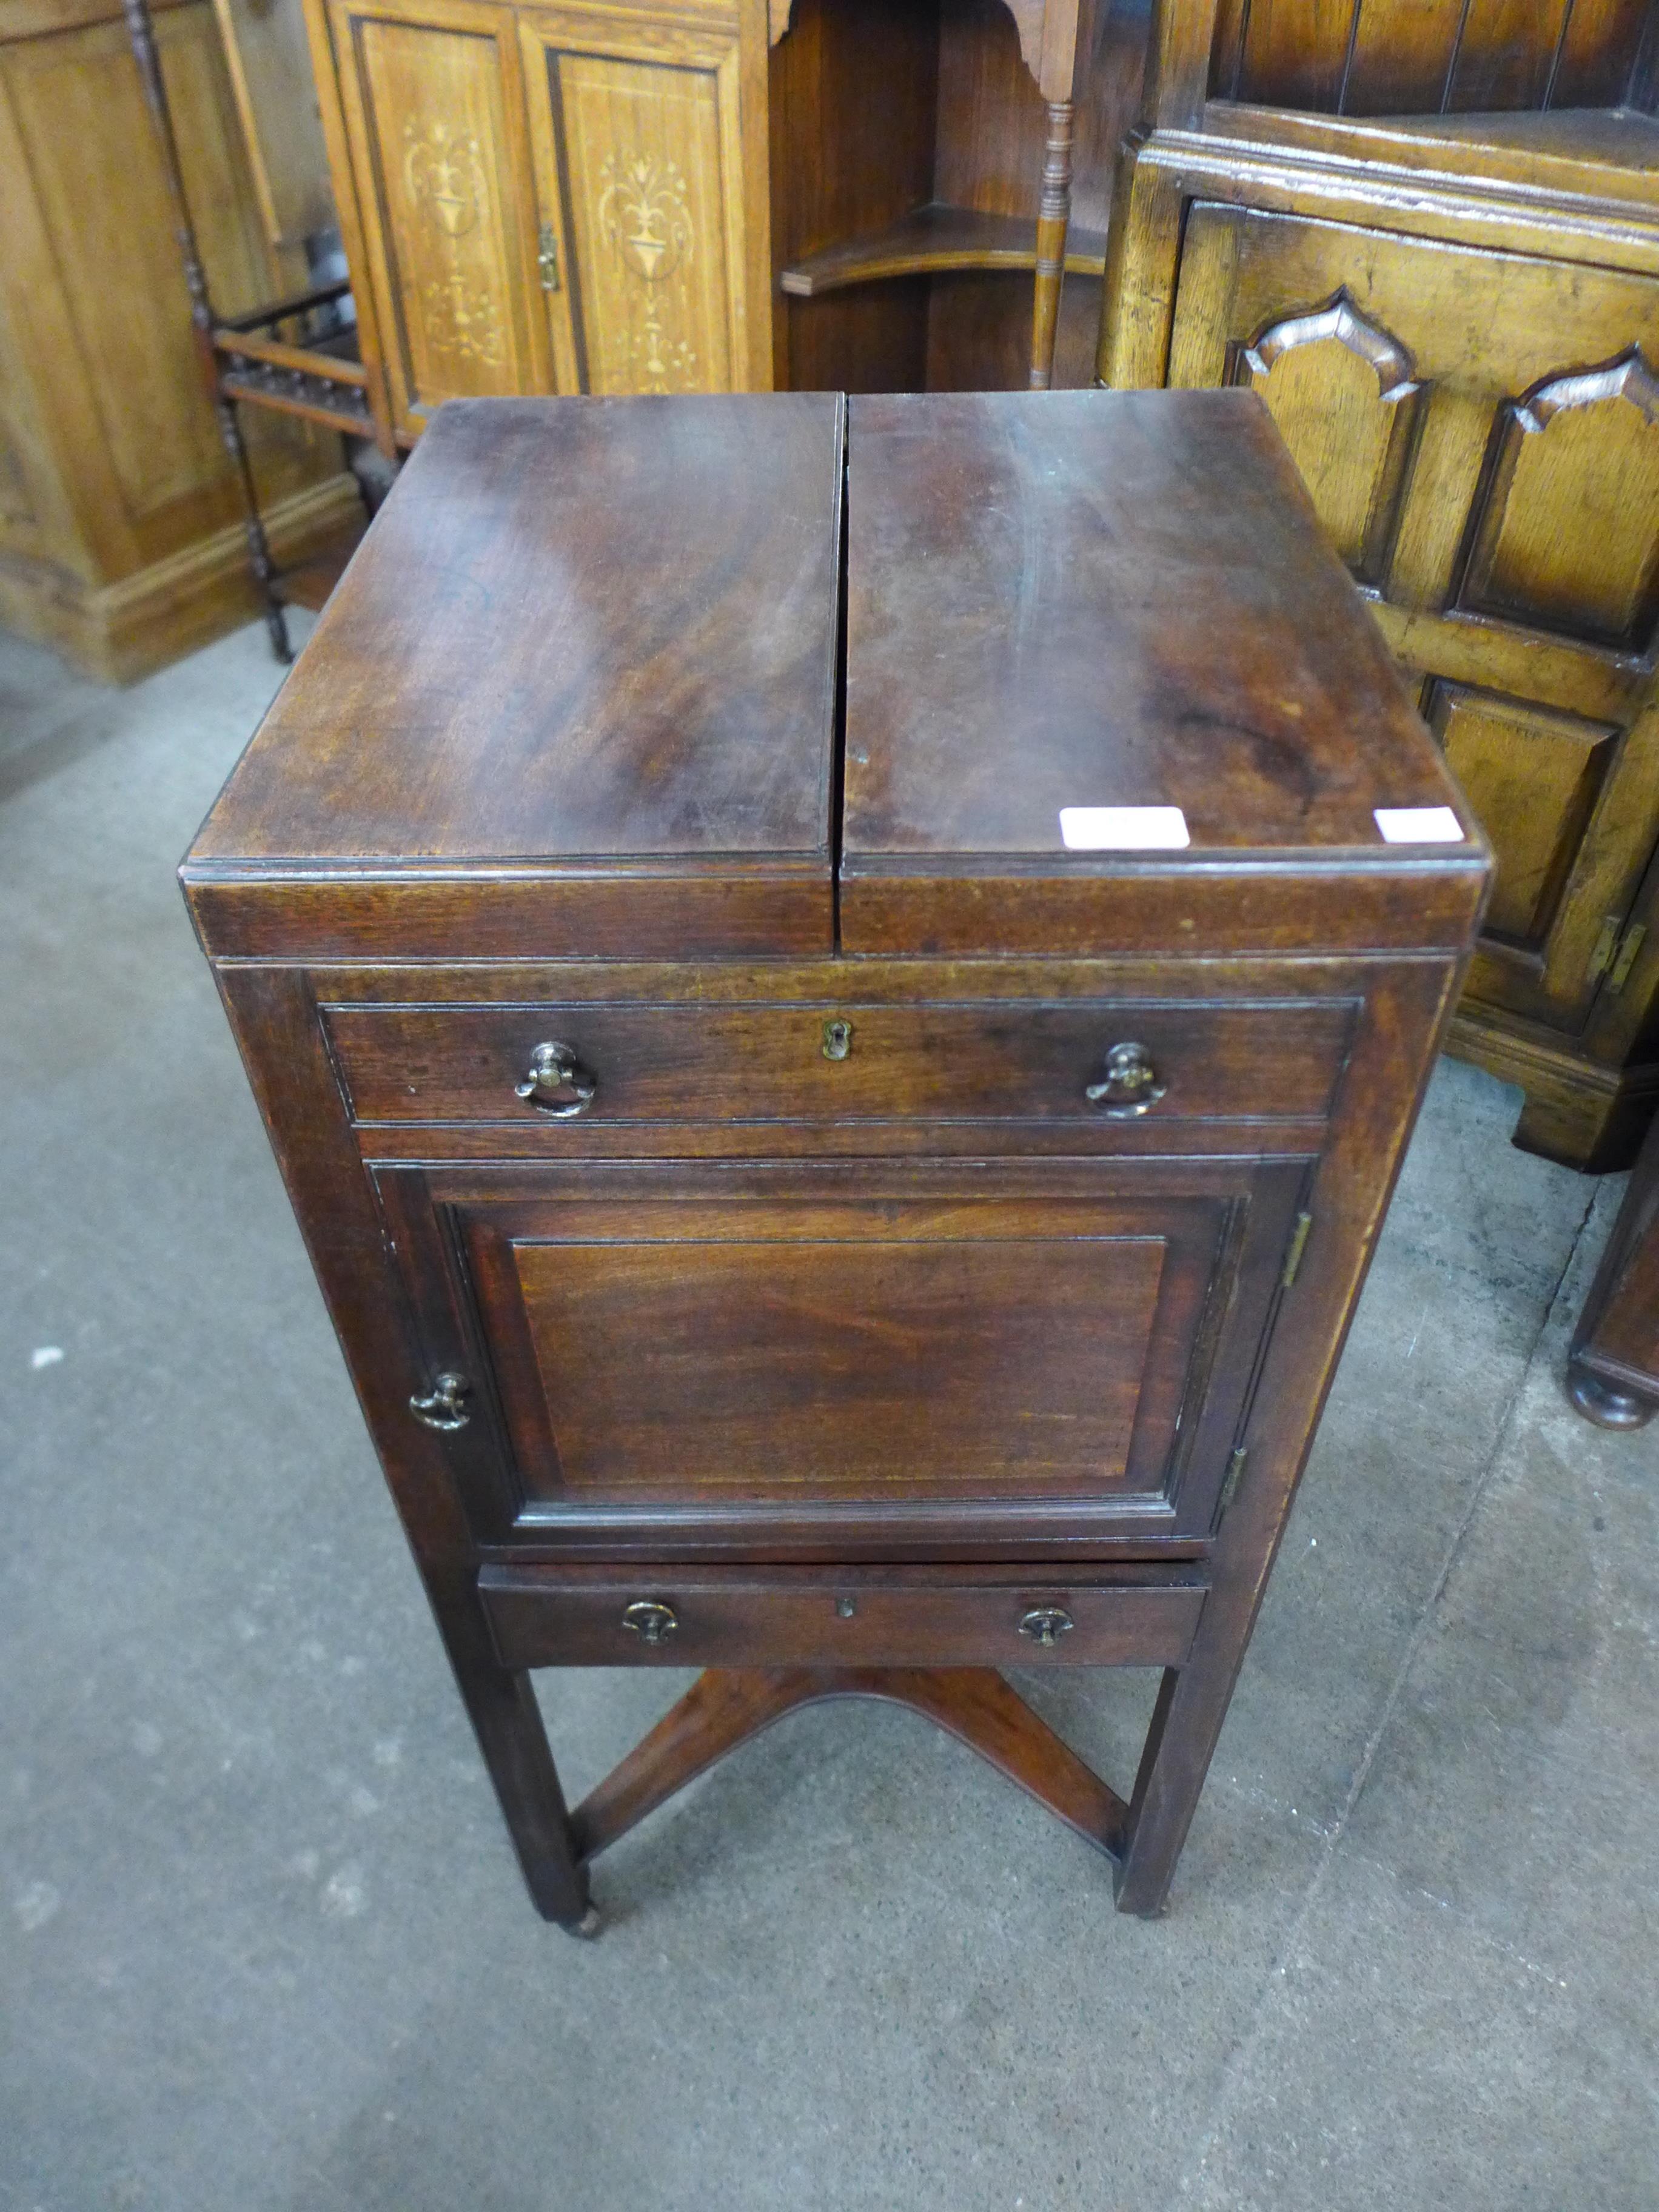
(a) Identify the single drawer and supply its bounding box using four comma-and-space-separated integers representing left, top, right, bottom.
325, 997, 1354, 1125
478, 1564, 1208, 1670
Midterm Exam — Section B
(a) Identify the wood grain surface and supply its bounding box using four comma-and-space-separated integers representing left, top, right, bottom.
188, 393, 844, 950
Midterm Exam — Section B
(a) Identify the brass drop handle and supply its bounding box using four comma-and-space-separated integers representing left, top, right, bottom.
1018, 1606, 1075, 1649
515, 1040, 596, 1118
1085, 1041, 1166, 1118
409, 1371, 471, 1431
622, 1600, 679, 1647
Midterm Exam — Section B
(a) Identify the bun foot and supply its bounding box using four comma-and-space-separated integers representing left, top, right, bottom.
1567, 1357, 1656, 1430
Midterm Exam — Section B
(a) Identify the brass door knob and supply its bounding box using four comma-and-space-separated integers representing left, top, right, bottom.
1018, 1606, 1075, 1648
621, 1600, 679, 1647
1085, 1041, 1166, 1117
514, 1040, 596, 1117
409, 1371, 471, 1431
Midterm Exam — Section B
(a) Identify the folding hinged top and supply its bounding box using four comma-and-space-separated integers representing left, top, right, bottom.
839, 389, 1489, 957
183, 395, 845, 960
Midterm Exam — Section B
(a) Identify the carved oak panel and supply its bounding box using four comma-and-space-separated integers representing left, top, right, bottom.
1427, 681, 1620, 953
1461, 350, 1659, 652
1228, 290, 1421, 582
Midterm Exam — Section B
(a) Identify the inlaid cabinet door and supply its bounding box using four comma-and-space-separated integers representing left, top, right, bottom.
324, 0, 557, 436
517, 5, 750, 394
1168, 204, 1659, 1034
374, 1155, 1310, 1553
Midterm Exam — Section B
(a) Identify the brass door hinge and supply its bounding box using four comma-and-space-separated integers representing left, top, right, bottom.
1608, 921, 1647, 994
1281, 1209, 1313, 1289
1216, 1445, 1248, 1521
1587, 914, 1621, 984
537, 223, 561, 293
1587, 914, 1647, 993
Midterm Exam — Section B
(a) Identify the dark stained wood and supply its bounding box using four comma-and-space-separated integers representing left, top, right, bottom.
323, 995, 1356, 1125
184, 391, 1488, 1926
1213, 0, 1655, 113
925, 266, 1104, 392
780, 204, 1107, 298
377, 1153, 1305, 1550
1567, 1103, 1659, 1425
841, 388, 1484, 957
567, 1667, 1130, 1865
766, 0, 940, 392
765, 0, 1144, 393
186, 393, 843, 953
480, 1562, 1208, 1669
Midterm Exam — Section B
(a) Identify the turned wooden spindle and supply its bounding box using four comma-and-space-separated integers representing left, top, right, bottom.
1029, 98, 1074, 389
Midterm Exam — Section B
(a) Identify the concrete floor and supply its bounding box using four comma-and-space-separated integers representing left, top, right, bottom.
2, 617, 1657, 2212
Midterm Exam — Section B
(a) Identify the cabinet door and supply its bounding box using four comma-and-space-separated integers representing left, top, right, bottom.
517, 5, 750, 394
325, 0, 556, 437
375, 1155, 1309, 1553
1168, 206, 1659, 1036
0, 0, 325, 581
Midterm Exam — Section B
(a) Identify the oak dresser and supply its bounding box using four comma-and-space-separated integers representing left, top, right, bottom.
182, 389, 1489, 1926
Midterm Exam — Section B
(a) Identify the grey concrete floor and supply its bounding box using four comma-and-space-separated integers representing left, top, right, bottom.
2, 617, 1657, 2212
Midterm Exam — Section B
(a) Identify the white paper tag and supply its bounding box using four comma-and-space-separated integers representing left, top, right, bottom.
1374, 806, 1464, 844
1059, 805, 1190, 851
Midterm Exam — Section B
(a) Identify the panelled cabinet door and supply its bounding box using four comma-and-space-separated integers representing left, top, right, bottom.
0, 0, 323, 578
375, 1158, 1310, 1553
517, 5, 748, 395
324, 0, 557, 437
1168, 204, 1659, 1037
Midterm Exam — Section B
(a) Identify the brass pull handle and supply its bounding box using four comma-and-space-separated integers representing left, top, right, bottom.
1085, 1041, 1165, 1118
409, 1371, 471, 1431
515, 1040, 596, 1117
537, 223, 561, 292
622, 1600, 678, 1647
1018, 1606, 1074, 1649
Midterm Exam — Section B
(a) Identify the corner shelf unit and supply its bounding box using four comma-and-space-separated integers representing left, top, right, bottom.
780, 203, 1108, 298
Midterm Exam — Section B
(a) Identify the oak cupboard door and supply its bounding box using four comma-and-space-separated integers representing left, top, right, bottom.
325, 0, 557, 437
517, 6, 749, 395
1168, 203, 1659, 1038
373, 1156, 1310, 1553
0, 0, 324, 579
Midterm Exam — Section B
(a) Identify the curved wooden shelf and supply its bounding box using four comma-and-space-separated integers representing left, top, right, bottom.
780, 203, 1109, 299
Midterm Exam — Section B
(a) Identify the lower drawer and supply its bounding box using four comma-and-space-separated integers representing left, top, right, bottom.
479, 1563, 1208, 1669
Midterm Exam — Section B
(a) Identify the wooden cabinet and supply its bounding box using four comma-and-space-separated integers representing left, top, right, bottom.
304, 0, 1164, 412
182, 389, 1486, 1925
1099, 3, 1659, 1167
312, 0, 769, 431
0, 0, 358, 680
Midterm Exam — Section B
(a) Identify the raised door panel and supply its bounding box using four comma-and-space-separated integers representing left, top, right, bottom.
328, 0, 554, 434
1461, 352, 1659, 652
518, 8, 746, 395
377, 1157, 1309, 1552
1225, 293, 1421, 583
1169, 205, 1659, 1033
0, 4, 323, 576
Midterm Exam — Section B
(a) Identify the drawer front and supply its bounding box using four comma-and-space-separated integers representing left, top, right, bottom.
480, 1565, 1208, 1669
325, 997, 1354, 1126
